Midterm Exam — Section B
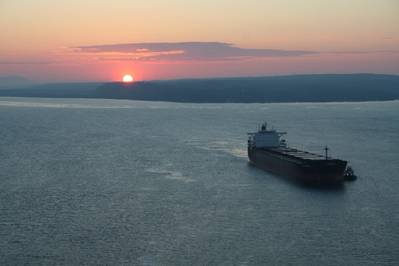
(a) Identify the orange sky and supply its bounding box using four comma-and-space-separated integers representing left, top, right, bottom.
1, 0, 398, 81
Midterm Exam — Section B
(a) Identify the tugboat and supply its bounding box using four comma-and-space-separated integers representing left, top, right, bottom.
248, 122, 354, 184
344, 166, 357, 181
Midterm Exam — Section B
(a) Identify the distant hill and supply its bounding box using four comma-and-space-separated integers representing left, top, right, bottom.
0, 82, 101, 97
0, 74, 398, 103
0, 75, 35, 89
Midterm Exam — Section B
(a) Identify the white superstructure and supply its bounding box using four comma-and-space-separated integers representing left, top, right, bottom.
248, 122, 286, 148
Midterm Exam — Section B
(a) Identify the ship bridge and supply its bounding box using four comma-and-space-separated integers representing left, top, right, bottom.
248, 122, 286, 148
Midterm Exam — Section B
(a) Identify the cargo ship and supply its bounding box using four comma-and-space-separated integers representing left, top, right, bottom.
248, 123, 354, 184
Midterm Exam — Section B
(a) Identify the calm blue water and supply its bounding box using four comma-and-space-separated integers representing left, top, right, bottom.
1, 97, 398, 265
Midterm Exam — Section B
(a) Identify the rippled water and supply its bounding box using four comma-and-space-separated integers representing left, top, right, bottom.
1, 97, 398, 265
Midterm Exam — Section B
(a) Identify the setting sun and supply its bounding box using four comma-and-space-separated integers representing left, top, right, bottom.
122, 74, 134, 83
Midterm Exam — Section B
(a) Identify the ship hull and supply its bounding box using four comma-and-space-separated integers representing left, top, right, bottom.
248, 147, 347, 184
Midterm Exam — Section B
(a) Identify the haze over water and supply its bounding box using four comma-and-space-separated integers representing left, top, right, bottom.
0, 97, 398, 265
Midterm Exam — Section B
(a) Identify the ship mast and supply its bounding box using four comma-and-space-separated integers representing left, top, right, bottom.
324, 146, 329, 160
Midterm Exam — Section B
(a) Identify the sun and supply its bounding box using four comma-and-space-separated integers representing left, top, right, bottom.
122, 74, 134, 83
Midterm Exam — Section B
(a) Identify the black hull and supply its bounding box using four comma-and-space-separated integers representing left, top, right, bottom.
248, 147, 347, 184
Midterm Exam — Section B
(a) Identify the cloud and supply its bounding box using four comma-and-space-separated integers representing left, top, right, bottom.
73, 42, 317, 62
326, 50, 399, 55
0, 60, 54, 65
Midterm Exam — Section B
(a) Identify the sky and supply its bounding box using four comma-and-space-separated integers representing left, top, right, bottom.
0, 0, 398, 82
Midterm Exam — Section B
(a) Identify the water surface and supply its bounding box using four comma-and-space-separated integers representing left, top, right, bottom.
1, 97, 398, 265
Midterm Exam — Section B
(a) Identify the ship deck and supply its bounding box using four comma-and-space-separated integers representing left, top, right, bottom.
266, 147, 335, 161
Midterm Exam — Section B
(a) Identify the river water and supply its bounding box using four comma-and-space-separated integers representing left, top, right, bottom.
0, 97, 398, 265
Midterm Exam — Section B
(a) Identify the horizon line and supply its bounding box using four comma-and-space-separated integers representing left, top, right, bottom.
2, 72, 399, 84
